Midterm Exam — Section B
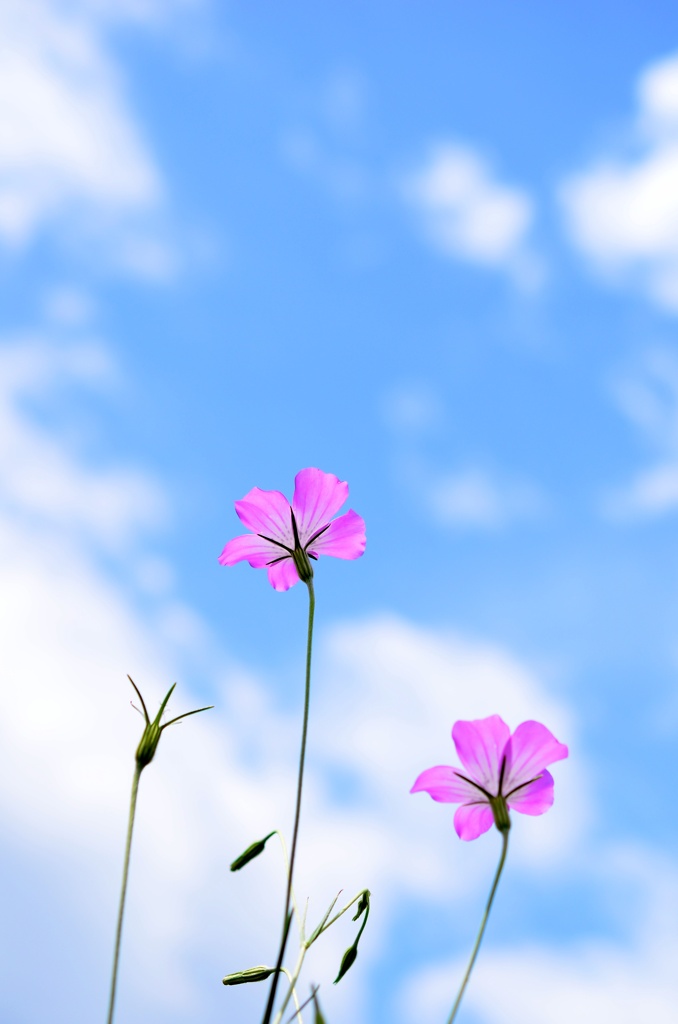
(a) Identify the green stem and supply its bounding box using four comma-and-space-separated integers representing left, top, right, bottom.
262, 579, 316, 1024
107, 763, 142, 1024
275, 945, 307, 1024
447, 829, 509, 1024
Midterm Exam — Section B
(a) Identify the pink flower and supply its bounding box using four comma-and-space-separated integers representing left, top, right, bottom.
219, 468, 366, 591
411, 715, 568, 841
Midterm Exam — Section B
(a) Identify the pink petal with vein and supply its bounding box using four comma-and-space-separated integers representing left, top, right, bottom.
454, 802, 494, 841
308, 510, 366, 560
507, 769, 554, 816
292, 468, 349, 541
267, 558, 300, 592
218, 534, 281, 568
504, 721, 568, 793
452, 716, 511, 792
235, 487, 294, 547
410, 766, 481, 804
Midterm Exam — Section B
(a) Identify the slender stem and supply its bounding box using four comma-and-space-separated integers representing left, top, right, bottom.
275, 945, 307, 1024
107, 763, 142, 1024
273, 830, 302, 938
447, 829, 509, 1024
261, 580, 316, 1024
280, 967, 303, 1023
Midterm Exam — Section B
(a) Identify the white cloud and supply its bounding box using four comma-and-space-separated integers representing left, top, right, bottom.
561, 51, 678, 311
0, 337, 166, 548
602, 349, 678, 519
0, 0, 190, 276
403, 143, 540, 285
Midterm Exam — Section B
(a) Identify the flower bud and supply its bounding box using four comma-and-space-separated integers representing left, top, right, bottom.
333, 943, 358, 984
353, 889, 370, 921
230, 832, 276, 872
222, 966, 279, 986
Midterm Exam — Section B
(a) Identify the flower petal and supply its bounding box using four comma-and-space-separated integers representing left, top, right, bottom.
234, 487, 295, 549
218, 534, 282, 568
507, 769, 554, 816
452, 716, 511, 794
307, 510, 366, 561
503, 721, 568, 793
292, 468, 349, 542
266, 558, 300, 592
410, 765, 482, 804
454, 802, 494, 841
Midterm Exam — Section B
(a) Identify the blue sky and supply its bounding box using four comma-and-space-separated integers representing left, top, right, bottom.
2, 2, 678, 1022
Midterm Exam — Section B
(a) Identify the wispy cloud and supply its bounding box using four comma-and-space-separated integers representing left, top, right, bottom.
560, 51, 678, 312
0, 337, 167, 548
402, 846, 678, 1024
428, 467, 546, 529
0, 0, 195, 277
402, 142, 541, 286
602, 349, 678, 520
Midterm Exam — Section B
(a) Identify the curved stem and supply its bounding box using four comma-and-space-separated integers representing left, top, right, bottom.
107, 763, 142, 1024
262, 579, 316, 1024
447, 829, 509, 1024
275, 944, 307, 1024
279, 967, 303, 1023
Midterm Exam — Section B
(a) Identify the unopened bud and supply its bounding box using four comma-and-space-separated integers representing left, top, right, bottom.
333, 943, 358, 984
230, 831, 276, 871
222, 966, 279, 986
353, 889, 370, 921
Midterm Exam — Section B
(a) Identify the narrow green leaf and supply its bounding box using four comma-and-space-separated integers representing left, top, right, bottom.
307, 890, 342, 944
313, 991, 327, 1023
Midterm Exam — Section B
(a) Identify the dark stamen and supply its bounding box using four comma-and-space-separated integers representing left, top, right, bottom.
504, 773, 543, 799
305, 522, 332, 547
290, 508, 302, 549
453, 771, 493, 800
257, 533, 294, 554
497, 755, 507, 797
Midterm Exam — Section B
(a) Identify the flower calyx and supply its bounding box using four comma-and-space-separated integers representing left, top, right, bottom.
488, 795, 511, 833
289, 508, 315, 583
